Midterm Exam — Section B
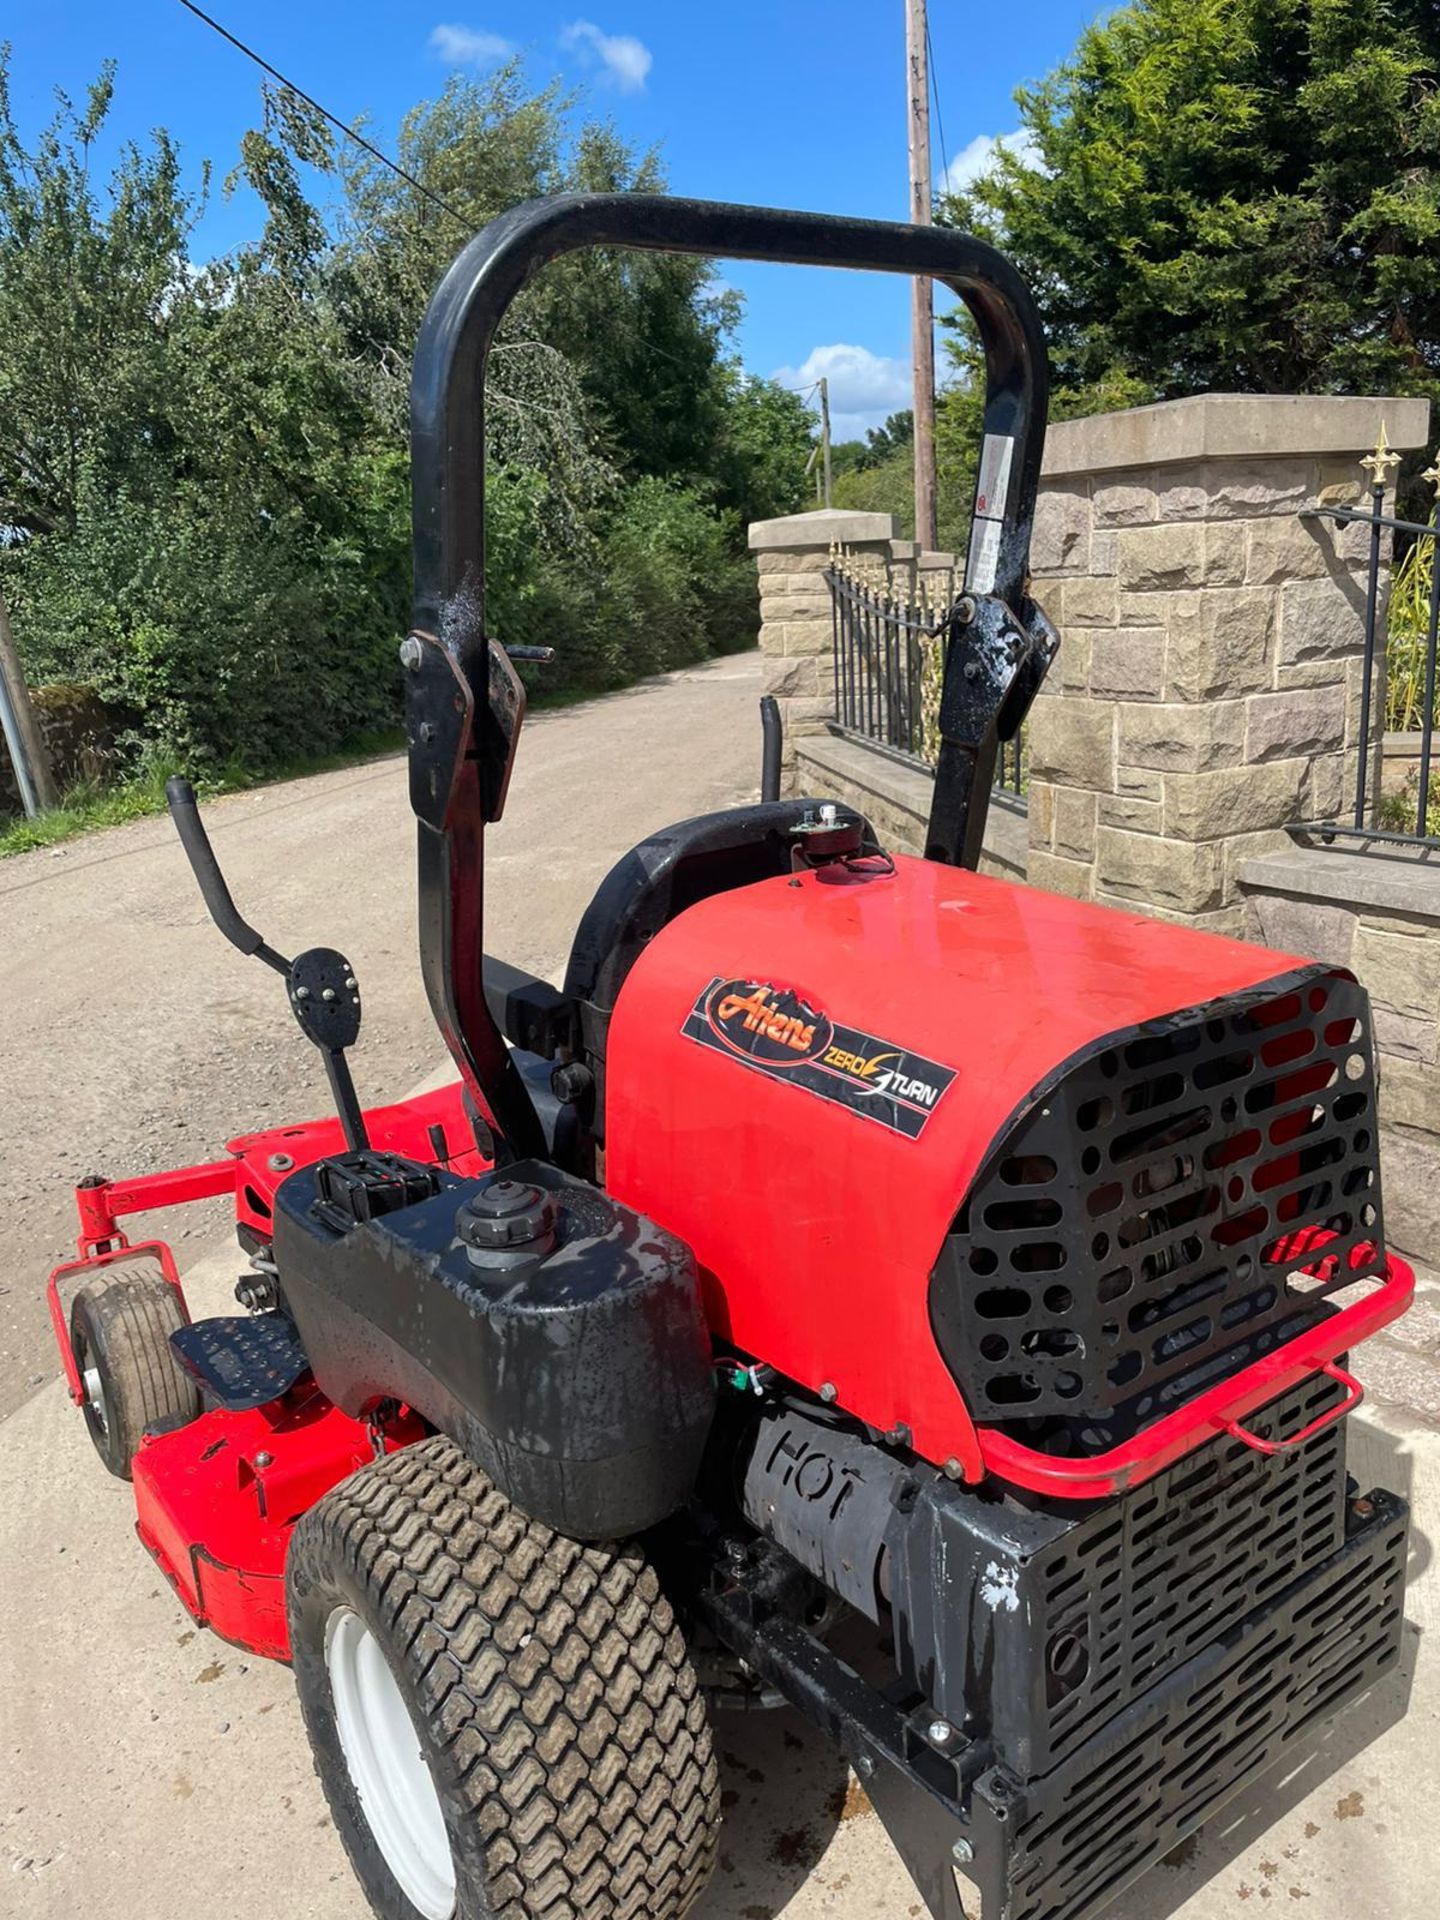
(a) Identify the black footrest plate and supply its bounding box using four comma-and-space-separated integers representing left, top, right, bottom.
170, 1314, 308, 1410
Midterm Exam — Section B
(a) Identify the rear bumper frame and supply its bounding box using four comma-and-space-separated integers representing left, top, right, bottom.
703, 1482, 1408, 1920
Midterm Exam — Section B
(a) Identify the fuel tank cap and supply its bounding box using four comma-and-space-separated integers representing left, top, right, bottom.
456, 1179, 558, 1265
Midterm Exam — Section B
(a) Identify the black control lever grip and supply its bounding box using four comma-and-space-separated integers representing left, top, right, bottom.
165, 777, 291, 975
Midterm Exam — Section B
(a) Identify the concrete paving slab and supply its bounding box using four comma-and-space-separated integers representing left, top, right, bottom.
3, 1222, 1434, 1920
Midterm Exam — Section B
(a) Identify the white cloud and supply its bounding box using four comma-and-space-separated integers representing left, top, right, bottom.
560, 20, 652, 92
429, 24, 516, 66
941, 129, 1040, 194
770, 343, 912, 443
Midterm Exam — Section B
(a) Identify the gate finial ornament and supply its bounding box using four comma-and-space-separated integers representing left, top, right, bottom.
1360, 421, 1401, 490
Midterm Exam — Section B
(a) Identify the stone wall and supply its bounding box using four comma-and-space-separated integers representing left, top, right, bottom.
1240, 847, 1440, 1261
1025, 394, 1431, 935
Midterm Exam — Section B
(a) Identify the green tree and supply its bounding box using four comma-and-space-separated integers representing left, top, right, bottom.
833, 449, 916, 539
0, 47, 806, 793
0, 58, 200, 537
939, 0, 1440, 437
708, 368, 814, 524
1, 64, 406, 768
862, 411, 914, 467
829, 438, 869, 480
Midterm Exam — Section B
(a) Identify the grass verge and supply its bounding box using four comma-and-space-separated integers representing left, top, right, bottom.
0, 730, 405, 859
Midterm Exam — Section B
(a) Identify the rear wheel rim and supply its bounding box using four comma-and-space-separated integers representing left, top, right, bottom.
325, 1606, 456, 1920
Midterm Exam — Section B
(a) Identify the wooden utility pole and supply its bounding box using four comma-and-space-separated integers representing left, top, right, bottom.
0, 589, 57, 817
818, 376, 833, 507
905, 0, 938, 550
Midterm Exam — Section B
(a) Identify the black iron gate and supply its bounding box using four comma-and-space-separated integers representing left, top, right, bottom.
826, 557, 1025, 798
1292, 437, 1440, 853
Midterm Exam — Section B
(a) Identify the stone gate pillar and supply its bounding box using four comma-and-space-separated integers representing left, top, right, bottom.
1025, 395, 1431, 934
746, 507, 897, 788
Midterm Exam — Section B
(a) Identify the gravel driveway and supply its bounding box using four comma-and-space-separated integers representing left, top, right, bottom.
0, 652, 764, 1419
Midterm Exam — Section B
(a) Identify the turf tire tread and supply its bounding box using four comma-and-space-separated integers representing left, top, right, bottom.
287, 1435, 720, 1920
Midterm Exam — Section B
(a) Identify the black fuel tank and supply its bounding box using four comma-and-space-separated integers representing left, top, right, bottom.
273, 1158, 714, 1539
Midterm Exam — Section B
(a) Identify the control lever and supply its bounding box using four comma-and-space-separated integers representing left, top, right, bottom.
165, 778, 290, 975
759, 696, 782, 803
164, 777, 371, 1152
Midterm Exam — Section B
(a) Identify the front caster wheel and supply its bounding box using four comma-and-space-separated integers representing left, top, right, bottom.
70, 1259, 201, 1478
286, 1435, 721, 1920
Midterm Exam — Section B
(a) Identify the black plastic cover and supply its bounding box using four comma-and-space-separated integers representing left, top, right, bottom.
564, 799, 874, 1024
272, 1158, 714, 1538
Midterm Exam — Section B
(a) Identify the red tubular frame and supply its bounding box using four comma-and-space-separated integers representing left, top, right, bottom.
48, 1239, 189, 1406
72, 1160, 239, 1257
976, 1253, 1413, 1498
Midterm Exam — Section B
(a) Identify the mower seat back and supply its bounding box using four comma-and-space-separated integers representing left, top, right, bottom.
563, 800, 873, 1101
480, 802, 873, 1150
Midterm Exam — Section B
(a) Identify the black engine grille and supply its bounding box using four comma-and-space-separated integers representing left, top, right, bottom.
1002, 1493, 1407, 1920
1017, 1372, 1348, 1769
901, 1375, 1354, 1782
931, 965, 1384, 1451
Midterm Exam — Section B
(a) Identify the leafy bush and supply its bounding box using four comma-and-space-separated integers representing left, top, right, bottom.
597, 477, 750, 681
9, 461, 404, 772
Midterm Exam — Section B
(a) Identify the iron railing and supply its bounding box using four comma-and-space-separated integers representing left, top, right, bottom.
825, 560, 1026, 799
1291, 434, 1440, 855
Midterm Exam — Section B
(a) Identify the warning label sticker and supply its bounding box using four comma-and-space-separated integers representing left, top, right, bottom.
974, 433, 1015, 520
966, 516, 1003, 594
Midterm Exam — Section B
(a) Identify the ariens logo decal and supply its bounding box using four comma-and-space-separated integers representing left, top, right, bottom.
706, 980, 833, 1067
683, 977, 957, 1139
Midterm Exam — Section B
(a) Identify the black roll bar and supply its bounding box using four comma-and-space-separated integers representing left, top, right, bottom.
404, 193, 1051, 1157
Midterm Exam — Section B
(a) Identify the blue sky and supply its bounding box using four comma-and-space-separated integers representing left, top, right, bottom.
7, 2, 1103, 438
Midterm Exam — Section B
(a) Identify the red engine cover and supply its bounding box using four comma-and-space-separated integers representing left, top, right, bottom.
603, 854, 1302, 1476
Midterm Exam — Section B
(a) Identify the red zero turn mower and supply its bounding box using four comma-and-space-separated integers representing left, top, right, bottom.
51, 198, 1413, 1920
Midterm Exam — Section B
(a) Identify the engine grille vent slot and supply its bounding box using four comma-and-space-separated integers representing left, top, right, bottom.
931, 967, 1384, 1452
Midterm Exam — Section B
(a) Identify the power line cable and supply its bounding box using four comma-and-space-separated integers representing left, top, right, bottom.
176, 1, 468, 232
925, 16, 950, 197
175, 0, 727, 383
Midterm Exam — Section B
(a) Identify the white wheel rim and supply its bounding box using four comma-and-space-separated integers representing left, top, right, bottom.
83, 1364, 109, 1435
325, 1607, 456, 1919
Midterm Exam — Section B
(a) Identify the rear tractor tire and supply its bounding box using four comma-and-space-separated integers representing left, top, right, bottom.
286, 1435, 722, 1920
70, 1260, 202, 1479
